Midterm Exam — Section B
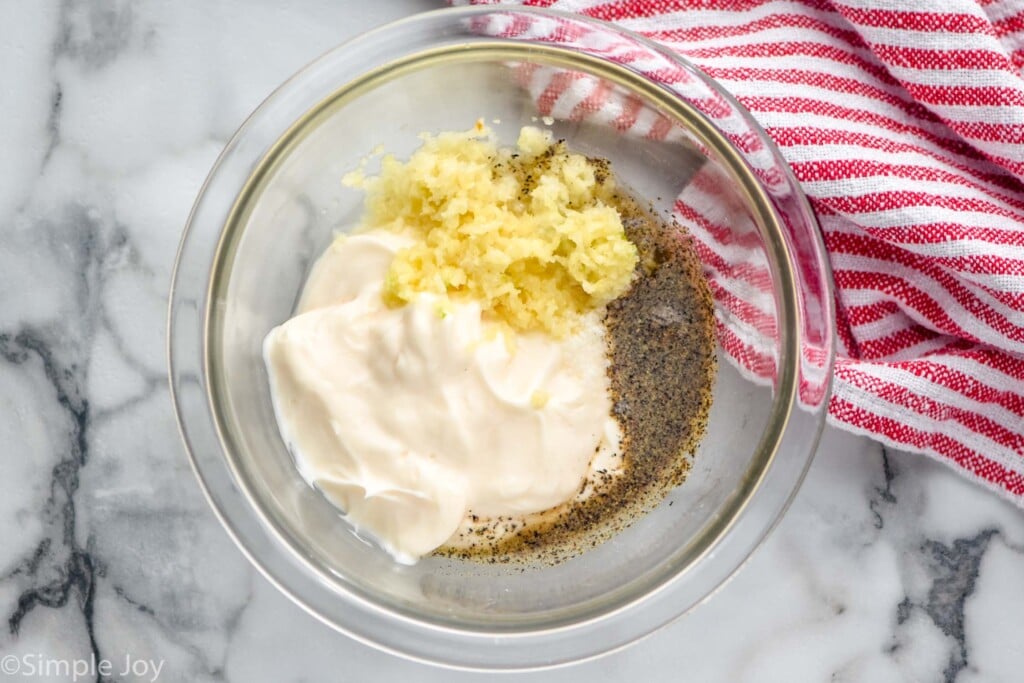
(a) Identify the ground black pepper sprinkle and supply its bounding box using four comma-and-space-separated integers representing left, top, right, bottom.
436, 148, 717, 566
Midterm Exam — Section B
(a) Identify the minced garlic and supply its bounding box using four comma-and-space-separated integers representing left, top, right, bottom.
343, 123, 638, 337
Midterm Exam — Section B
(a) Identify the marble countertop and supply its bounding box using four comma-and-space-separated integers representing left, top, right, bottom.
2, 1, 1023, 681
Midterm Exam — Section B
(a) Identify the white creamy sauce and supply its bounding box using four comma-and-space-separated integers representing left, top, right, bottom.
264, 230, 622, 563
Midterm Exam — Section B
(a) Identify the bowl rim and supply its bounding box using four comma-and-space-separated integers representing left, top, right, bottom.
168, 4, 835, 670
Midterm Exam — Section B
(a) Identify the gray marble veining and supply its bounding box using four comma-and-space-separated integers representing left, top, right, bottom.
2, 1, 1023, 681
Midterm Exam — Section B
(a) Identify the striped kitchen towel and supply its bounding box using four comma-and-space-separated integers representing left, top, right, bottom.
459, 0, 1024, 502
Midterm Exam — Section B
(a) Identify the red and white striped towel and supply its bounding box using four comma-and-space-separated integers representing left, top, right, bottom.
461, 0, 1024, 503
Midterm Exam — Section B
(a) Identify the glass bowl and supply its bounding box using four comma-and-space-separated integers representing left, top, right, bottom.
168, 6, 834, 671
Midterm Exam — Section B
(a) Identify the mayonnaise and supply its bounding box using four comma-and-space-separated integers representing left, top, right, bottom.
264, 230, 621, 563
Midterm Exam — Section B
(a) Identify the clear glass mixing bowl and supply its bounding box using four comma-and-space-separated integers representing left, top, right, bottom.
168, 6, 834, 670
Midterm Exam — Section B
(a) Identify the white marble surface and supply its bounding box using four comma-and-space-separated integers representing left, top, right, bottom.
2, 1, 1023, 681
